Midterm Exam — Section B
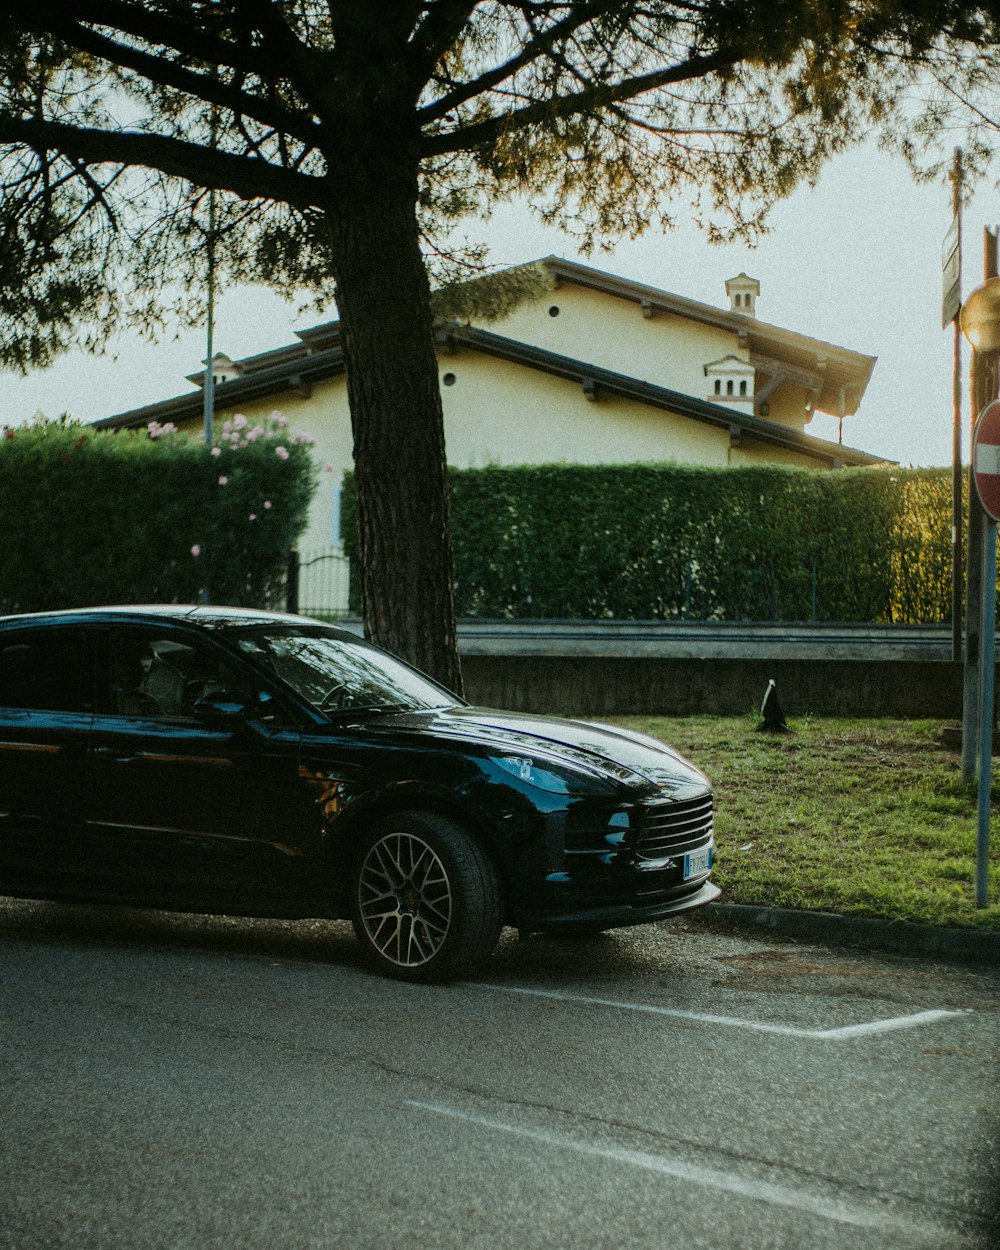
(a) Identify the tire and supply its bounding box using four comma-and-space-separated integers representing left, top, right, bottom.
350, 810, 502, 983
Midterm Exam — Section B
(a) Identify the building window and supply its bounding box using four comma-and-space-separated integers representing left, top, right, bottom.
739, 380, 747, 396
548, 305, 560, 317
714, 380, 721, 395
726, 380, 734, 396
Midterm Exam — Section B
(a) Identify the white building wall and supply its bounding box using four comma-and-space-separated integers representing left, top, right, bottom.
438, 351, 731, 468
487, 283, 740, 401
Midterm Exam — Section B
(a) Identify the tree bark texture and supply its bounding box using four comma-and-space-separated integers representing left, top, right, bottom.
327, 167, 462, 696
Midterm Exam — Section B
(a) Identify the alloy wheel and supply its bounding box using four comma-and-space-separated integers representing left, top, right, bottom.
357, 831, 453, 967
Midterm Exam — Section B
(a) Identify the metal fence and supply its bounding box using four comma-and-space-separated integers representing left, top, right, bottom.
287, 548, 351, 619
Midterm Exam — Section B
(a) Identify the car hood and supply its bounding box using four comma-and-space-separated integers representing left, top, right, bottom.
358, 705, 710, 794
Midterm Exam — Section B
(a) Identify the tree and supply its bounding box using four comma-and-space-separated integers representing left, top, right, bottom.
0, 1, 994, 690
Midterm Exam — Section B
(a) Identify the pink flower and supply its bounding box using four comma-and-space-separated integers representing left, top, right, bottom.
191, 544, 201, 557
232, 413, 248, 430
275, 445, 289, 461
218, 475, 228, 486
210, 446, 222, 458
147, 420, 177, 440
263, 500, 272, 509
248, 513, 257, 521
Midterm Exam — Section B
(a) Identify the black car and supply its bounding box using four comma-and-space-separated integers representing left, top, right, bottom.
0, 606, 718, 981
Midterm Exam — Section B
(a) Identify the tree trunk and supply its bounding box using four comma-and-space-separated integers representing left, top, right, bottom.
326, 169, 462, 696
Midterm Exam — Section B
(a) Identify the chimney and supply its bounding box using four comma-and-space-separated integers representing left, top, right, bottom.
203, 352, 242, 387
725, 273, 760, 317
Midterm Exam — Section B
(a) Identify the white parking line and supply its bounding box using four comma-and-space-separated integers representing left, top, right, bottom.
408, 1100, 954, 1239
480, 983, 970, 1039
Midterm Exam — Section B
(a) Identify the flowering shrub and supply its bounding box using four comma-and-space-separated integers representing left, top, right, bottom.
0, 412, 316, 613
196, 412, 317, 605
146, 420, 178, 439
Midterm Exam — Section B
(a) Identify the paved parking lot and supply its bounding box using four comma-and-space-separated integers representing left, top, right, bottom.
1, 900, 997, 1250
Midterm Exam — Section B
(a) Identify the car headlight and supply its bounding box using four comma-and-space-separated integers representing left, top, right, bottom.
491, 754, 617, 795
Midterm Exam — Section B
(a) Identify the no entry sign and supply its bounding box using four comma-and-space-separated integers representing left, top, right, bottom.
973, 399, 1000, 520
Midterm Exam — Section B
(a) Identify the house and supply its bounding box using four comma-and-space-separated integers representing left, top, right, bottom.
95, 256, 883, 611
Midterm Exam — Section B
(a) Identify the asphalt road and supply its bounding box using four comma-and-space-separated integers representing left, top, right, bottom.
1, 899, 998, 1250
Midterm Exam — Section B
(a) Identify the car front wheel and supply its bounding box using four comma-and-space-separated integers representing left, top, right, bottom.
350, 811, 502, 982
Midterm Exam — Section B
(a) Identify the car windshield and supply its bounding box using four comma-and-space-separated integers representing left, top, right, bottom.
232, 628, 459, 717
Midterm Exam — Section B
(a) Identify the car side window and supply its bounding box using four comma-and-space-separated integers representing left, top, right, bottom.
108, 629, 257, 721
0, 630, 87, 713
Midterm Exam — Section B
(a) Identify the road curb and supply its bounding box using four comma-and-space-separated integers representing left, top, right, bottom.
699, 902, 1000, 963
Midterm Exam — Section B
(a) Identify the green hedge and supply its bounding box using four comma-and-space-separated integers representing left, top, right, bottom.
0, 414, 316, 613
343, 462, 956, 623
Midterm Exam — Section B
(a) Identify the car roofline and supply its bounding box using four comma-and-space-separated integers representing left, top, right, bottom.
0, 605, 336, 630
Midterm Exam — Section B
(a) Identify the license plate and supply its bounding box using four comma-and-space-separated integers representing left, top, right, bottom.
683, 844, 713, 881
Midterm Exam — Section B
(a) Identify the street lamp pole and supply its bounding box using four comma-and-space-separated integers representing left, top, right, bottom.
948, 152, 964, 664
200, 182, 216, 607
203, 186, 216, 450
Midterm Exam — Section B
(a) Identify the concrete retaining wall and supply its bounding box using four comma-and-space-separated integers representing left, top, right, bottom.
461, 655, 965, 718
338, 617, 970, 717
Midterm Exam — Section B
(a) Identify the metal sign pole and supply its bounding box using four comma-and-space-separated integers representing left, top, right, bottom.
976, 515, 996, 907
961, 266, 1000, 907
970, 396, 1000, 907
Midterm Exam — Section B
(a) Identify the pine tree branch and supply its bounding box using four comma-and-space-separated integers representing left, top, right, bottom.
418, 1, 627, 124
2, 0, 325, 145
409, 0, 481, 82
0, 112, 326, 208
421, 41, 742, 155
2, 0, 262, 74
24, 11, 322, 147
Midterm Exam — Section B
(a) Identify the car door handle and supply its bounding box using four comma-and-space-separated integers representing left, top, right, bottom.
91, 747, 233, 770
92, 747, 138, 764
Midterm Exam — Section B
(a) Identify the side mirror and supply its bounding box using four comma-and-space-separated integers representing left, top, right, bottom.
192, 692, 253, 727
192, 689, 280, 733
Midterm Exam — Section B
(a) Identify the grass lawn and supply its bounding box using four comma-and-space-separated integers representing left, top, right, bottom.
603, 715, 1000, 931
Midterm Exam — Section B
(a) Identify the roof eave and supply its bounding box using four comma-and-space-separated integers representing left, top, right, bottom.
93, 320, 887, 469
540, 255, 877, 413
96, 345, 346, 430
445, 323, 889, 468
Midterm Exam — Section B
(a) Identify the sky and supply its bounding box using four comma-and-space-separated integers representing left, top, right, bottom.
2, 137, 996, 468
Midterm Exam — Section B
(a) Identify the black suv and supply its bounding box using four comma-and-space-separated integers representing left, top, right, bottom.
0, 606, 717, 981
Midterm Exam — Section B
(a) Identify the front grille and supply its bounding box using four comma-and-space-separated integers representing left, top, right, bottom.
634, 794, 713, 863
